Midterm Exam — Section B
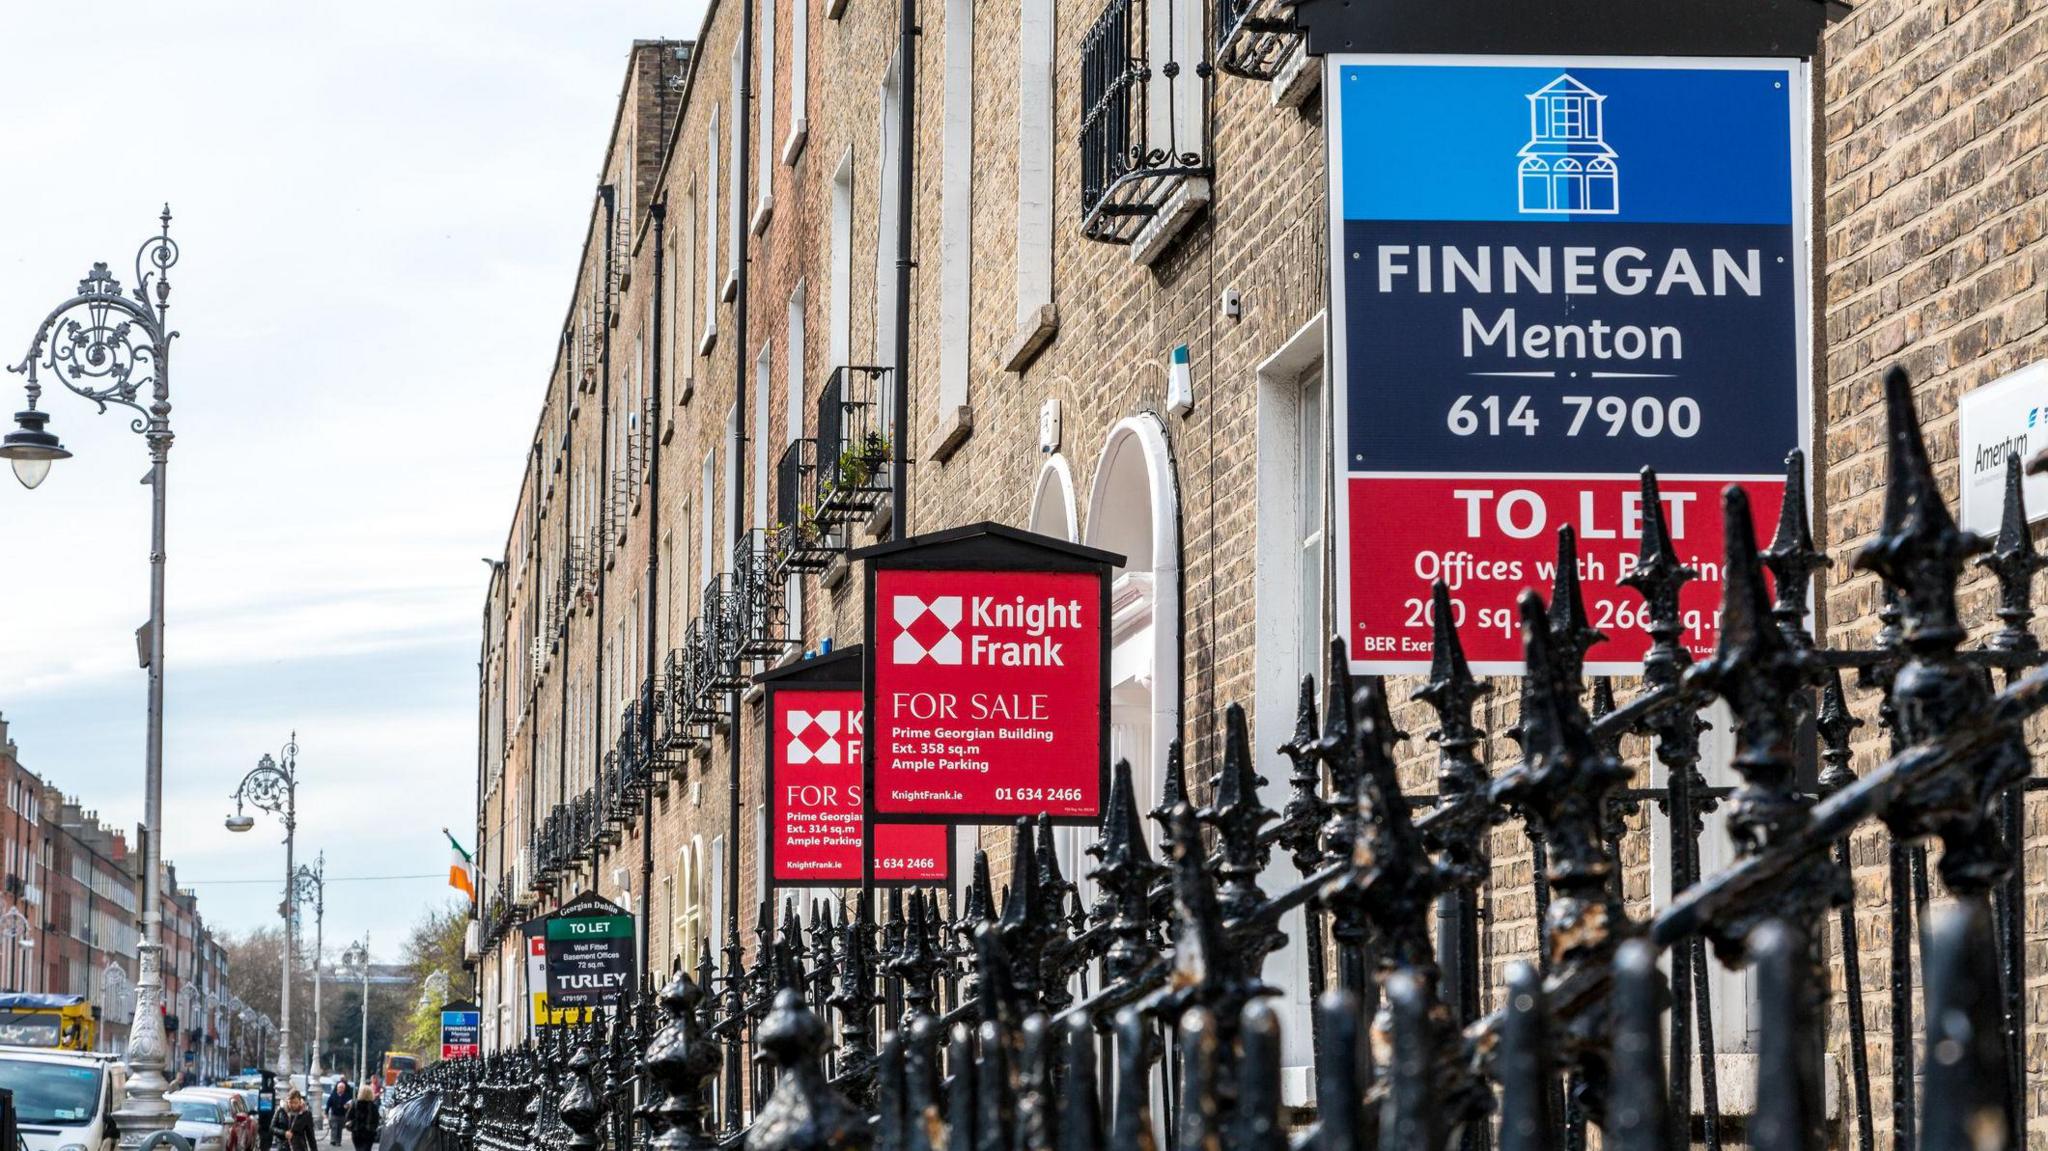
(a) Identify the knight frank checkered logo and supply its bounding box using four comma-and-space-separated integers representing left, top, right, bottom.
892, 595, 965, 665
784, 709, 846, 765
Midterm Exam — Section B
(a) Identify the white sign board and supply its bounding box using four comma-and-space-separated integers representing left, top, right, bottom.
1957, 362, 2048, 536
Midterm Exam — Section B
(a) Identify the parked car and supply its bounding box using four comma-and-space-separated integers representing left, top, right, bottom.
177, 1087, 257, 1151
0, 1045, 122, 1151
167, 1090, 239, 1151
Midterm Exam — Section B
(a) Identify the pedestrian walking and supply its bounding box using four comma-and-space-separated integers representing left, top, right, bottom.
324, 1077, 352, 1145
279, 1089, 318, 1151
343, 1086, 379, 1150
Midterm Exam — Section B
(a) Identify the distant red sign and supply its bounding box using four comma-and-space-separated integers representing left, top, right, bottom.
869, 567, 1106, 822
768, 686, 949, 885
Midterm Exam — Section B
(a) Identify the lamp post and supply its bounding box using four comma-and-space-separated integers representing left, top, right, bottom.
340, 938, 369, 1088
0, 906, 33, 992
292, 853, 325, 1080
226, 737, 299, 1084
0, 208, 180, 1144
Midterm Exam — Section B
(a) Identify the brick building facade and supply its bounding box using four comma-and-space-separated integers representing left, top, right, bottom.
0, 715, 235, 1068
472, 0, 2048, 1140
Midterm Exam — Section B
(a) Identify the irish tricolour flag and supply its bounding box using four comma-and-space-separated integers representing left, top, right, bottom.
444, 828, 476, 903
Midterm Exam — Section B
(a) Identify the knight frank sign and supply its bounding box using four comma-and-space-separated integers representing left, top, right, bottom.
759, 648, 952, 886
1327, 56, 1812, 673
859, 524, 1116, 828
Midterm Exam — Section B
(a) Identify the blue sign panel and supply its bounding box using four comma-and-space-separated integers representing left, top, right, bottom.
1327, 56, 1811, 675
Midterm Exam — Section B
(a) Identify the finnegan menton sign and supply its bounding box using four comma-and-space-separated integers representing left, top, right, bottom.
1328, 56, 1812, 674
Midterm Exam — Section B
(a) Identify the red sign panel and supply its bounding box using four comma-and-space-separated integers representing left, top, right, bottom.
769, 687, 949, 885
1346, 475, 1783, 673
870, 568, 1106, 821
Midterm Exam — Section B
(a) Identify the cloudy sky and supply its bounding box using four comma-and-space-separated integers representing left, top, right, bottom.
0, 2, 698, 967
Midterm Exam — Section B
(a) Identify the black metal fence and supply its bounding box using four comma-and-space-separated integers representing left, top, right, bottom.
435, 367, 2045, 1151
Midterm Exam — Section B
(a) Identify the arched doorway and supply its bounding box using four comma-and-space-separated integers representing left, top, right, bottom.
1083, 416, 1180, 842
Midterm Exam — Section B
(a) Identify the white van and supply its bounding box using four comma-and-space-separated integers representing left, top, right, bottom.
0, 1046, 123, 1151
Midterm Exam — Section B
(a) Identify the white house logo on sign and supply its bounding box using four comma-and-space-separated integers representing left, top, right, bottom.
1517, 75, 1619, 215
784, 708, 856, 766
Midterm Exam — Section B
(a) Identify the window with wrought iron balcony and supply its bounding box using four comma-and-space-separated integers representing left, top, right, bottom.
1079, 0, 1212, 261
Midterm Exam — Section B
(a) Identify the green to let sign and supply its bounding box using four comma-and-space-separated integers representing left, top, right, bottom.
545, 915, 632, 941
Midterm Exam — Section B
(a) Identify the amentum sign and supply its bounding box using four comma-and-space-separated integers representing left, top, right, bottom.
765, 671, 952, 886
1327, 56, 1811, 673
860, 525, 1116, 826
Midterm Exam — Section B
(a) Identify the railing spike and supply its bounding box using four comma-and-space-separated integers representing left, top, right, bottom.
1921, 899, 2010, 1151
1606, 941, 1670, 1151
1015, 1014, 1058, 1151
1815, 667, 1863, 798
1201, 702, 1277, 923
945, 1023, 977, 1151
877, 1030, 907, 1151
1855, 366, 1985, 653
1151, 738, 1190, 836
1089, 758, 1164, 984
1980, 450, 2044, 653
1279, 673, 1330, 876
1750, 923, 1821, 1151
1619, 468, 1698, 682
1313, 989, 1370, 1151
1496, 963, 1552, 1151
1760, 449, 1827, 648
747, 989, 872, 1150
975, 1019, 1011, 1151
1175, 1007, 1224, 1151
903, 1015, 946, 1151
644, 968, 721, 1151
1549, 524, 1606, 693
1110, 1007, 1159, 1151
1416, 579, 1495, 904
1380, 970, 1440, 1151
1233, 1000, 1287, 1151
1057, 1013, 1103, 1151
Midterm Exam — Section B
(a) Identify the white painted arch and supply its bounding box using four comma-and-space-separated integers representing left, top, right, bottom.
1083, 414, 1181, 822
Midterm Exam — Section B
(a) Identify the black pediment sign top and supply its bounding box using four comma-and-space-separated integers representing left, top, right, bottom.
554, 890, 627, 919
1288, 0, 1845, 59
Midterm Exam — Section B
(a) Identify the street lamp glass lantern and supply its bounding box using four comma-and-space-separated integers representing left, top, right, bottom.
0, 409, 70, 490
224, 813, 256, 833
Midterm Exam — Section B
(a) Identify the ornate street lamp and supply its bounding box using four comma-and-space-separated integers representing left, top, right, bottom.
0, 906, 33, 992
292, 854, 325, 1080
226, 737, 299, 1083
339, 938, 370, 1088
0, 209, 180, 1142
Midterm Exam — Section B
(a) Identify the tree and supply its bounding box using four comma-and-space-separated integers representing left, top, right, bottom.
219, 926, 317, 1070
397, 900, 471, 1065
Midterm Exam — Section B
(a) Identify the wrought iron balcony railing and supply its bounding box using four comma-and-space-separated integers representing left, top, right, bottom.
700, 572, 747, 692
661, 647, 712, 751
1213, 0, 1299, 80
733, 530, 794, 662
771, 438, 840, 575
1079, 0, 1211, 244
812, 367, 892, 528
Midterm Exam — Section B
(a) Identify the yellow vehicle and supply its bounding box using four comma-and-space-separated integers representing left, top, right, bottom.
0, 995, 96, 1052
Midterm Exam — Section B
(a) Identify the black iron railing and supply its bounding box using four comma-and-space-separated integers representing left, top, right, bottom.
773, 438, 840, 574
1214, 0, 1299, 80
813, 366, 892, 527
1079, 0, 1210, 244
454, 367, 2038, 1151
733, 530, 795, 662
